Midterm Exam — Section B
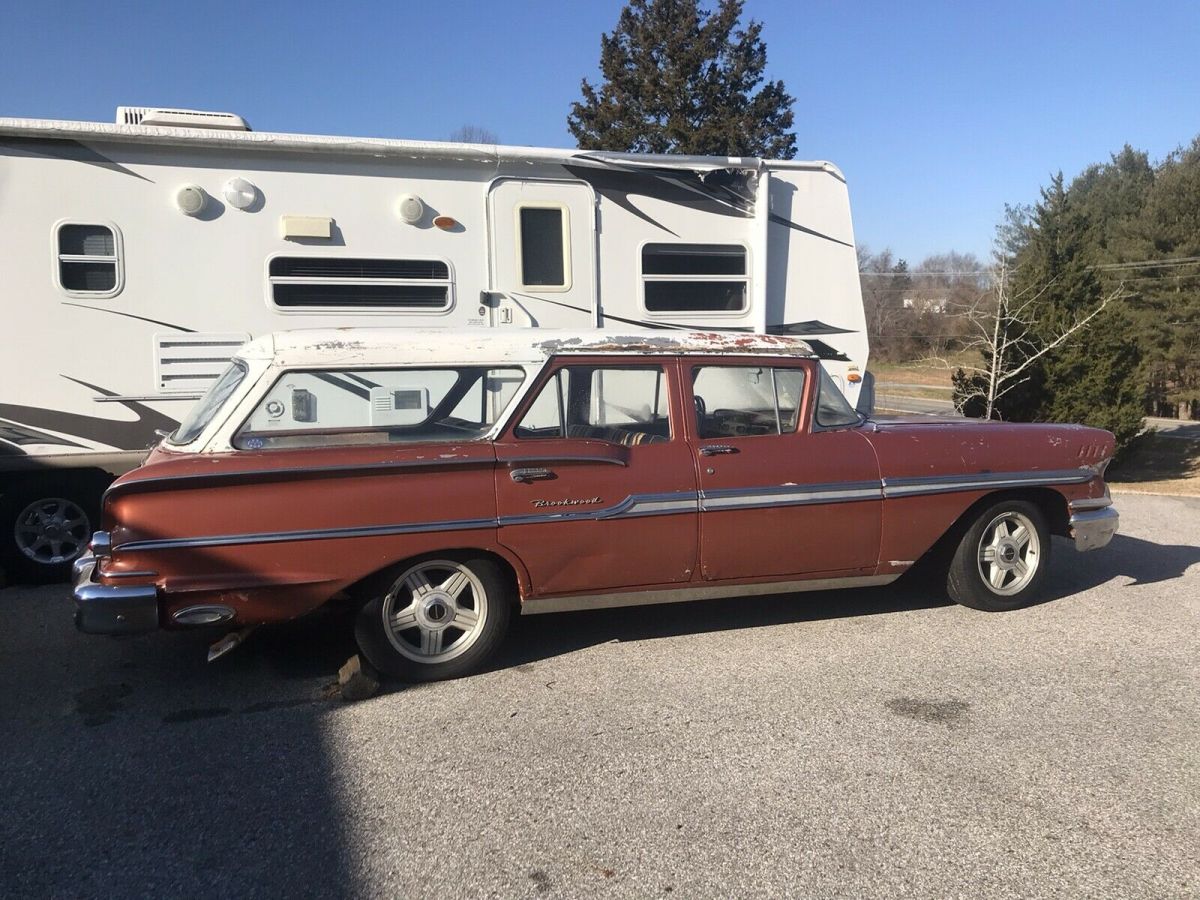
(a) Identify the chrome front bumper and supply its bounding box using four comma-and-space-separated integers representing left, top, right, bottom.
1068, 505, 1119, 552
72, 550, 160, 635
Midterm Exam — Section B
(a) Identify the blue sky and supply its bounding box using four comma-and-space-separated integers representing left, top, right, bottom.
4, 0, 1198, 263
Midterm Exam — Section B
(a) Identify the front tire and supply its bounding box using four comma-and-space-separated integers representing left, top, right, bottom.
946, 500, 1050, 611
354, 556, 512, 682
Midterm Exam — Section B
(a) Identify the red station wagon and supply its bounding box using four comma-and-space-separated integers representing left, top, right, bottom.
73, 330, 1119, 681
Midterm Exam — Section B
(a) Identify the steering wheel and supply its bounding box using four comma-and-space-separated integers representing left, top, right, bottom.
693, 394, 707, 423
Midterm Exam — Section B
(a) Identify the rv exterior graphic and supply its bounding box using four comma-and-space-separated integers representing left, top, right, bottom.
0, 106, 868, 580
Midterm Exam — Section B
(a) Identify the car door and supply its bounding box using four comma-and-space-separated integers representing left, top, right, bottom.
493, 358, 699, 598
683, 359, 882, 581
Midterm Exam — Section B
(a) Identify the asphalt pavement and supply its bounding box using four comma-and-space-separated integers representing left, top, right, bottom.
1, 493, 1198, 898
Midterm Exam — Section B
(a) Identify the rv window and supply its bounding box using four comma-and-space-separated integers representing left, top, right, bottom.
56, 224, 121, 296
518, 207, 569, 289
268, 257, 453, 311
642, 243, 747, 314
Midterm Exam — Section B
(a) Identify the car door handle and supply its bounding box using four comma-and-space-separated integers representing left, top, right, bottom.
510, 467, 555, 483
699, 445, 738, 456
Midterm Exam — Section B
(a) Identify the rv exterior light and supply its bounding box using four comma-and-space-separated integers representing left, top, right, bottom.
847, 371, 862, 384
223, 177, 258, 210
433, 215, 458, 230
396, 194, 425, 225
175, 184, 208, 216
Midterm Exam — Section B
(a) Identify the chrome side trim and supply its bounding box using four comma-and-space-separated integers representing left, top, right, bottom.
497, 490, 698, 527
882, 468, 1093, 497
109, 468, 1102, 554
701, 480, 882, 511
116, 517, 497, 553
521, 574, 900, 615
1069, 506, 1119, 552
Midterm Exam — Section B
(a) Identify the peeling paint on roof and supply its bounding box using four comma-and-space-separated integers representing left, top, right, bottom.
250, 328, 816, 368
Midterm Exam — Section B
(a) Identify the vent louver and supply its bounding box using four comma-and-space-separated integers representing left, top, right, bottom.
155, 333, 250, 395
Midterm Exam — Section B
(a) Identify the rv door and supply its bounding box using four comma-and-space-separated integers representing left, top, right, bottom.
487, 180, 597, 328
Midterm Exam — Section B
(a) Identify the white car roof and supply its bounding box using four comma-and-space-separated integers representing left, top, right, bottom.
240, 328, 817, 368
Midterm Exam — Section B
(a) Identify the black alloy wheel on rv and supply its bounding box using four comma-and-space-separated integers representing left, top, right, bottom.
0, 479, 102, 584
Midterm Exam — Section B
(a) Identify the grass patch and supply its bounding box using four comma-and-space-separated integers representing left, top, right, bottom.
1108, 432, 1200, 496
871, 351, 982, 390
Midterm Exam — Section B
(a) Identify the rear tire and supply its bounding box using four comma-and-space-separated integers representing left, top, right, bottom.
354, 555, 513, 682
0, 480, 100, 584
946, 499, 1050, 611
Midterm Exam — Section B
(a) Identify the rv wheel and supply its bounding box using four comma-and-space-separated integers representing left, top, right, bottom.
0, 481, 100, 584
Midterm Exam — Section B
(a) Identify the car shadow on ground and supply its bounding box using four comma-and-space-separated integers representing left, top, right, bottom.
488, 532, 1200, 673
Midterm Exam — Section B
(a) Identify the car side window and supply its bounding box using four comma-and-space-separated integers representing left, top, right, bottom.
233, 366, 525, 450
692, 366, 806, 438
514, 366, 671, 445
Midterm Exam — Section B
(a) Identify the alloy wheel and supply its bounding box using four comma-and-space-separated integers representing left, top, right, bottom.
14, 497, 91, 566
381, 559, 490, 664
976, 510, 1041, 596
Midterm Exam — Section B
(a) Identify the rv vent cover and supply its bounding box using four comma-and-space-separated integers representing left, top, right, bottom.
154, 333, 250, 395
116, 106, 251, 132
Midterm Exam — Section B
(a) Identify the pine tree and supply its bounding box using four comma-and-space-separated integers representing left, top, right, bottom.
997, 175, 1144, 448
567, 0, 796, 158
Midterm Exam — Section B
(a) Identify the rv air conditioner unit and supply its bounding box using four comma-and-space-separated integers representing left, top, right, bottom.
116, 106, 251, 132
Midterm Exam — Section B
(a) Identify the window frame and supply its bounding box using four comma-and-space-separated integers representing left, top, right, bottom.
53, 220, 124, 299
638, 241, 751, 319
514, 203, 572, 292
264, 253, 456, 316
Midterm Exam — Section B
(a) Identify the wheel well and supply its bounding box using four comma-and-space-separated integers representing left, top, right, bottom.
344, 548, 523, 609
930, 487, 1070, 559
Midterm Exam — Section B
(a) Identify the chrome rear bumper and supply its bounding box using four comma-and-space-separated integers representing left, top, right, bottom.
72, 550, 160, 635
1068, 505, 1119, 552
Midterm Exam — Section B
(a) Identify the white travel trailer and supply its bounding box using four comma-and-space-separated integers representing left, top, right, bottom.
0, 106, 868, 579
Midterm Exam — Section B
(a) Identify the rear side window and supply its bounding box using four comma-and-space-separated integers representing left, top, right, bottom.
234, 367, 525, 450
56, 223, 122, 296
691, 366, 806, 438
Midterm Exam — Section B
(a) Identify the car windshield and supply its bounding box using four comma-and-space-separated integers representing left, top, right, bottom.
169, 360, 248, 446
814, 366, 862, 428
